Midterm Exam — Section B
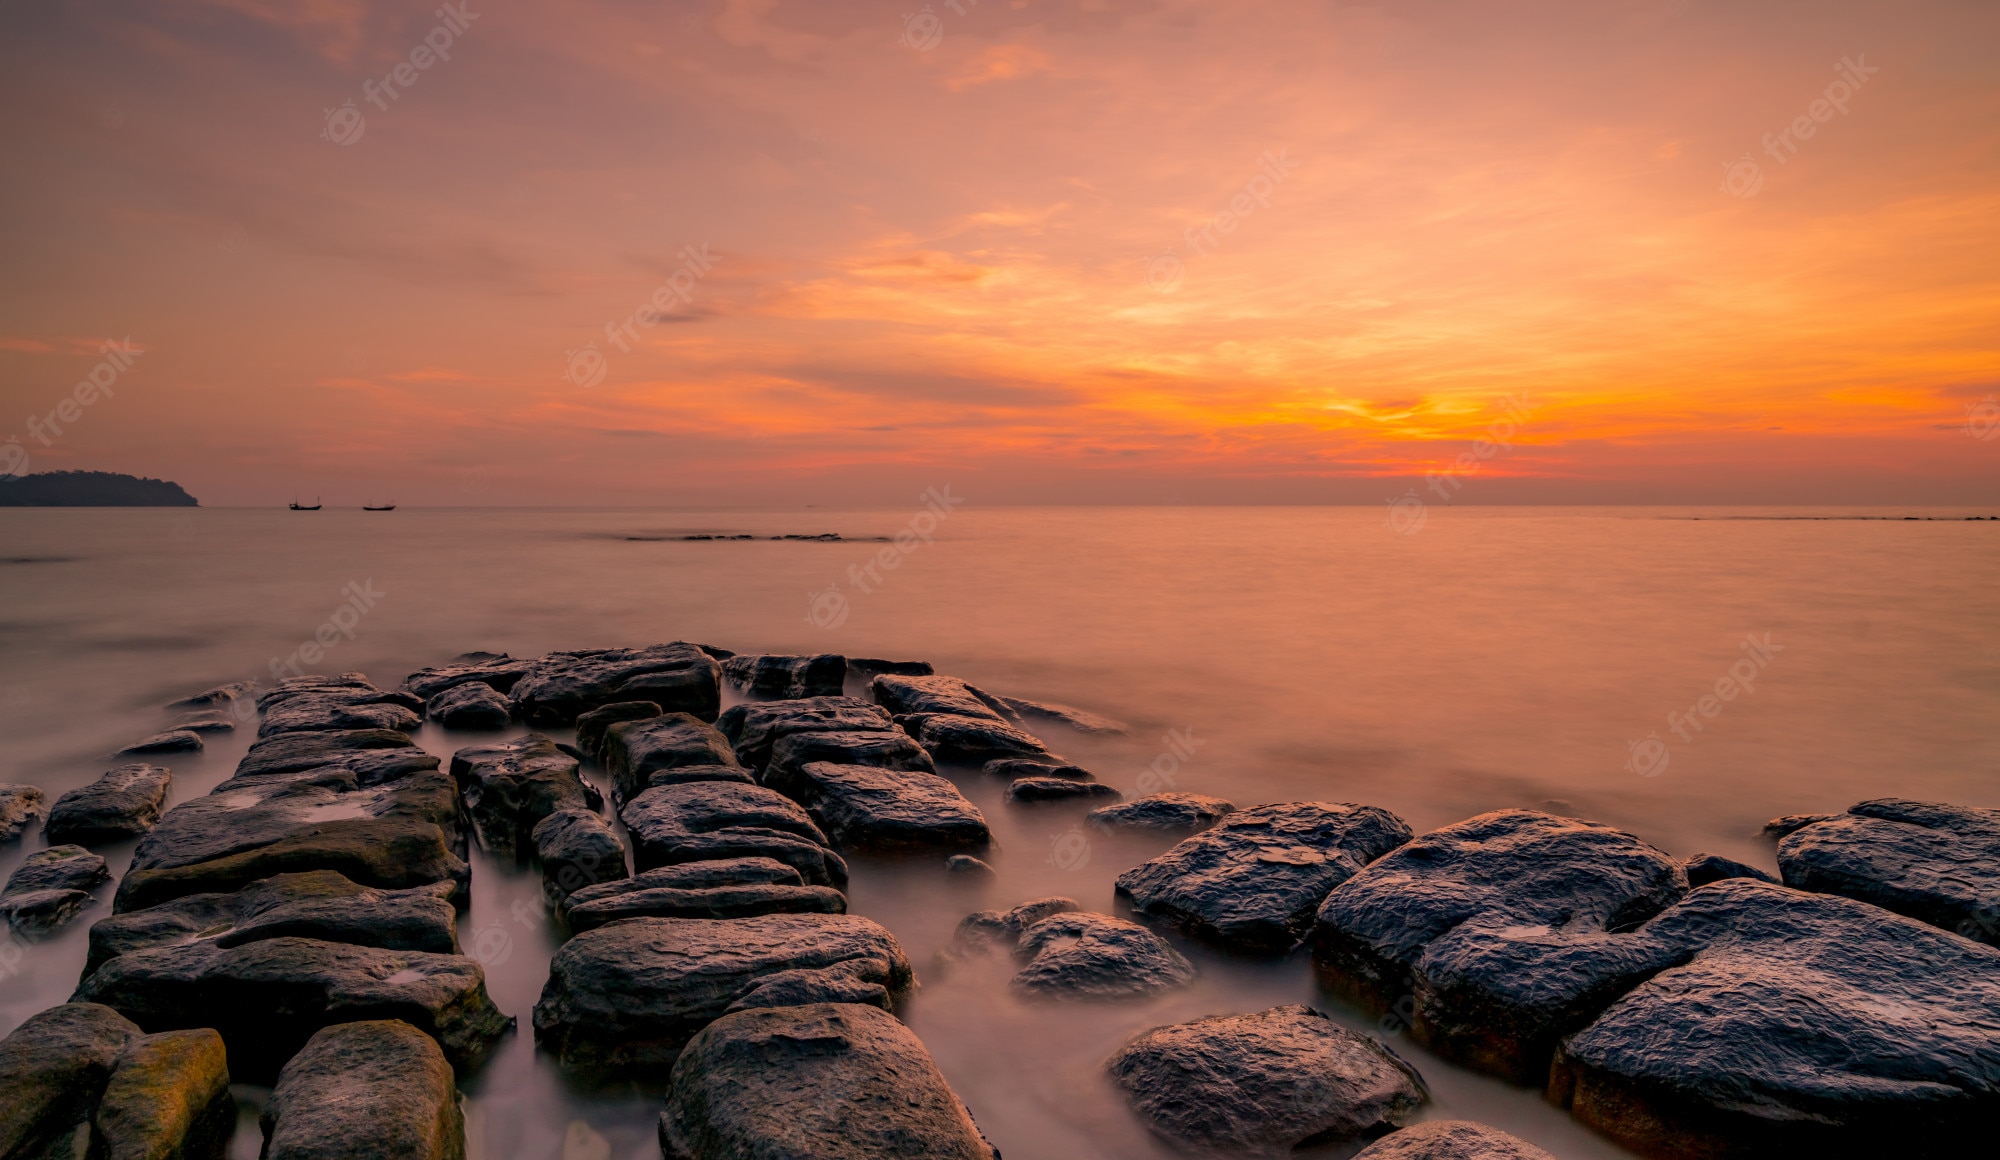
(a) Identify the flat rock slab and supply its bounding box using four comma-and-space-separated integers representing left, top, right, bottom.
1549, 878, 2000, 1158
2, 845, 109, 934
1117, 802, 1412, 956
86, 870, 459, 977
1089, 793, 1235, 833
575, 701, 662, 761
0, 1003, 141, 1159
263, 1020, 464, 1160
780, 762, 991, 854
531, 809, 629, 903
564, 882, 846, 933
118, 730, 203, 756
1106, 1005, 1425, 1155
1005, 777, 1120, 805
910, 714, 1053, 764
116, 817, 468, 913
74, 936, 512, 1081
509, 644, 722, 725
94, 1028, 234, 1160
165, 681, 256, 712
256, 674, 423, 738
450, 734, 599, 860
604, 714, 742, 803
0, 783, 48, 841
532, 914, 914, 1074
426, 682, 511, 729
660, 1003, 998, 1160
870, 674, 1008, 723
621, 782, 845, 887
1012, 912, 1195, 999
721, 653, 846, 700
1351, 1121, 1556, 1160
45, 763, 174, 844
982, 758, 1095, 781
719, 697, 896, 772
232, 729, 435, 782
1311, 810, 1687, 1083
1683, 852, 1777, 887
1774, 797, 2000, 943
763, 729, 936, 793
401, 652, 534, 700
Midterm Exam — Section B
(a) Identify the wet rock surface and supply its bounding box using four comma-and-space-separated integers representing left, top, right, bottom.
1088, 792, 1235, 833
530, 809, 628, 903
659, 1003, 999, 1160
256, 674, 423, 738
1310, 810, 1687, 1083
401, 651, 534, 700
1005, 777, 1120, 804
1118, 802, 1412, 956
0, 783, 48, 841
845, 658, 935, 680
509, 644, 722, 725
717, 697, 893, 773
426, 681, 512, 729
869, 674, 1008, 723
45, 763, 174, 845
532, 913, 914, 1073
118, 729, 203, 756
1351, 1121, 1556, 1160
165, 681, 255, 713
621, 781, 847, 887
1106, 1005, 1425, 1154
909, 714, 1054, 764
118, 818, 466, 914
763, 728, 936, 792
774, 762, 990, 854
603, 713, 743, 803
564, 879, 845, 932
721, 653, 846, 700
1683, 852, 1777, 887
450, 734, 599, 860
991, 695, 1128, 735
1, 844, 110, 934
93, 1027, 234, 1160
1012, 912, 1195, 999
74, 936, 512, 1081
0, 1003, 142, 1159
946, 854, 996, 878
1774, 797, 2000, 942
981, 757, 1094, 781
262, 1020, 464, 1160
574, 700, 662, 761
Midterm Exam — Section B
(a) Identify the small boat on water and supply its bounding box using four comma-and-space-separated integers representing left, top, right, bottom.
362, 502, 396, 511
289, 497, 321, 510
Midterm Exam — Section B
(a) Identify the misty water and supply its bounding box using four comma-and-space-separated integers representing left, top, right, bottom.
2, 505, 1995, 1159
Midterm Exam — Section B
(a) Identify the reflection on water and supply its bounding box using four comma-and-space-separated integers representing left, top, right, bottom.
3, 506, 1995, 1159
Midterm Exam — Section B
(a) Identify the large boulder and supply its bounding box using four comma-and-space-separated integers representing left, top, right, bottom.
509, 644, 722, 725
0, 1003, 141, 1159
762, 730, 935, 792
1549, 878, 2000, 1158
530, 809, 628, 904
532, 914, 913, 1074
1351, 1121, 1556, 1160
1088, 793, 1235, 833
1116, 802, 1412, 956
44, 764, 174, 844
659, 1004, 998, 1160
563, 874, 845, 933
717, 697, 893, 772
1, 844, 110, 934
621, 782, 846, 888
1004, 777, 1119, 804
400, 651, 534, 700
602, 714, 743, 804
1011, 912, 1195, 999
73, 936, 513, 1081
425, 682, 511, 730
1683, 852, 1778, 887
261, 1020, 464, 1160
1106, 1005, 1425, 1155
574, 701, 662, 761
230, 728, 435, 782
118, 730, 203, 756
1311, 810, 1687, 1083
721, 654, 846, 700
92, 1028, 234, 1160
86, 871, 459, 976
0, 784, 48, 841
773, 762, 990, 855
1773, 798, 2000, 943
255, 674, 423, 738
116, 818, 466, 914
449, 734, 599, 860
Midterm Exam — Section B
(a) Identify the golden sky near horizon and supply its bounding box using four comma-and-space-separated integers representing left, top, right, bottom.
1, 0, 1997, 505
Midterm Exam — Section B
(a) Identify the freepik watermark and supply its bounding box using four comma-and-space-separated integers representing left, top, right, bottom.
1965, 396, 1999, 442
1134, 727, 1203, 796
1383, 394, 1534, 534
321, 3, 481, 146
1145, 150, 1299, 291
268, 580, 386, 679
1721, 55, 1879, 198
6, 338, 144, 475
562, 244, 719, 388
897, 0, 982, 51
1624, 632, 1783, 778
805, 486, 965, 629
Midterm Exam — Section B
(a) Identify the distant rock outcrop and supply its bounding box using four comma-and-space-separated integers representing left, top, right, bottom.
0, 471, 198, 506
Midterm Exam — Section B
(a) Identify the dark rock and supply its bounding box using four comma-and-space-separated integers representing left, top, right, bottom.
73, 936, 512, 1081
256, 674, 423, 738
165, 681, 256, 712
1350, 1121, 1556, 1160
44, 764, 173, 844
1089, 793, 1235, 833
2, 845, 110, 934
1682, 852, 1778, 887
173, 712, 237, 734
261, 1020, 464, 1160
562, 856, 803, 913
574, 700, 662, 761
909, 715, 1053, 764
1106, 1005, 1425, 1154
1012, 912, 1195, 999
603, 714, 743, 804
93, 1028, 234, 1160
116, 819, 467, 914
659, 1003, 998, 1160
118, 730, 203, 756
449, 734, 599, 860
0, 1003, 142, 1159
869, 674, 1006, 722
565, 881, 845, 933
777, 762, 990, 855
400, 651, 534, 700
716, 697, 894, 771
86, 871, 459, 977
721, 653, 846, 700
1005, 777, 1121, 804
231, 729, 434, 782
957, 897, 1083, 949
425, 682, 511, 730
762, 730, 935, 793
530, 809, 628, 903
1117, 802, 1412, 957
946, 854, 996, 878
1310, 810, 1686, 1083
981, 758, 1094, 781
1774, 798, 2000, 943
845, 658, 935, 679
992, 695, 1129, 735
1548, 878, 2000, 1159
621, 782, 846, 887
1761, 812, 1836, 839
0, 784, 48, 841
509, 644, 722, 726
532, 914, 913, 1073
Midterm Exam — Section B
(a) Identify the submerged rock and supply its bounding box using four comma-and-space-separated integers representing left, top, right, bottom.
621, 781, 846, 887
165, 681, 256, 712
530, 809, 628, 904
763, 729, 936, 792
1, 844, 110, 934
74, 936, 513, 1081
1350, 1121, 1556, 1160
401, 651, 534, 700
721, 653, 846, 700
426, 681, 511, 730
717, 697, 893, 773
953, 897, 1083, 952
449, 734, 599, 860
509, 644, 722, 726
992, 695, 1129, 735
659, 1003, 999, 1160
262, 1020, 464, 1160
869, 674, 1007, 722
1682, 852, 1778, 888
93, 1028, 234, 1160
0, 783, 48, 841
776, 762, 991, 855
256, 674, 423, 738
85, 871, 459, 977
173, 712, 237, 734
0, 1003, 142, 1159
603, 714, 743, 803
845, 658, 935, 680
118, 730, 203, 756
946, 854, 996, 879
1774, 798, 2000, 943
44, 763, 173, 845
574, 700, 662, 761
1310, 810, 1687, 1084
532, 914, 914, 1073
1106, 1005, 1425, 1155
1005, 777, 1120, 805
1088, 793, 1235, 833
1011, 912, 1195, 999
1116, 802, 1412, 956
981, 758, 1095, 782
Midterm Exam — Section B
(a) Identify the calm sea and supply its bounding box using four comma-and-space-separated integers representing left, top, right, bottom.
2, 506, 1995, 1159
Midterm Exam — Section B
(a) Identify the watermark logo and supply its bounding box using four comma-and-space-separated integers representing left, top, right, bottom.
1626, 633, 1783, 777
1624, 731, 1671, 778
1134, 727, 1202, 796
1383, 395, 1534, 534
808, 486, 965, 628
1383, 489, 1428, 535
563, 343, 607, 389
324, 3, 480, 144
1048, 824, 1091, 871
1727, 54, 1880, 195
1147, 150, 1298, 292
1965, 396, 2000, 442
321, 100, 366, 146
899, 5, 944, 50
572, 244, 718, 387
21, 337, 143, 455
1720, 154, 1763, 199
1143, 250, 1184, 292
805, 584, 850, 630
465, 923, 513, 967
269, 579, 385, 678
1, 439, 27, 477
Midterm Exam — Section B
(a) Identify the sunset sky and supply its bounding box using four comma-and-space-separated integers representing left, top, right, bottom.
2, 0, 1996, 505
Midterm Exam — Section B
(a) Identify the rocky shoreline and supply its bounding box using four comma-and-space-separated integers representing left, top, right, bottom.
2, 642, 1995, 1158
